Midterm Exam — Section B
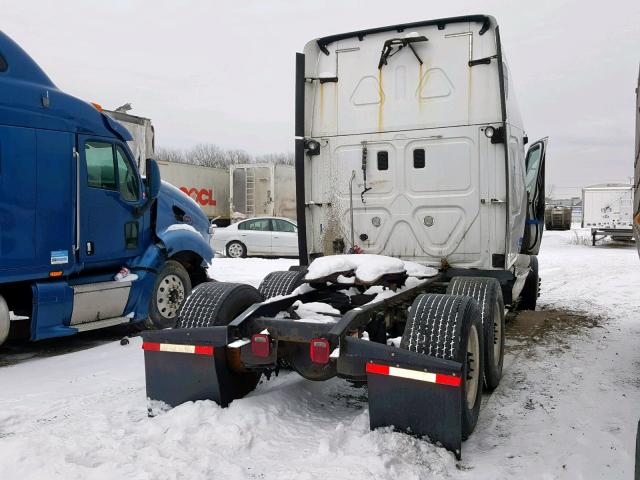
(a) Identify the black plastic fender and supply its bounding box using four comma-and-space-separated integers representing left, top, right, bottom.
339, 337, 464, 459
142, 327, 255, 410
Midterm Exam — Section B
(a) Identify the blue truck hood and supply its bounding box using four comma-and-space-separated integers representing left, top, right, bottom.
156, 181, 211, 241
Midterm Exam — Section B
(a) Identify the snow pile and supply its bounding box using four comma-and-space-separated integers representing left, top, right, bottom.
363, 277, 423, 304
402, 260, 438, 278
2, 231, 640, 478
208, 257, 297, 288
293, 301, 340, 323
165, 223, 200, 235
305, 254, 437, 283
0, 338, 452, 480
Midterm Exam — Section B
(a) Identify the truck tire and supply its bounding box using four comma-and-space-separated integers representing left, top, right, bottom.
146, 260, 192, 329
177, 282, 264, 397
401, 294, 484, 439
519, 256, 540, 310
178, 282, 263, 329
258, 270, 306, 299
447, 277, 504, 391
0, 294, 9, 347
226, 241, 247, 258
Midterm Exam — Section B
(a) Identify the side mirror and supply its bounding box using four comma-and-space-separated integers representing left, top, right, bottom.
134, 158, 161, 217
146, 158, 161, 200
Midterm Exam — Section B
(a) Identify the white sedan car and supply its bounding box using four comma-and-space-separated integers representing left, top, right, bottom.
211, 217, 299, 258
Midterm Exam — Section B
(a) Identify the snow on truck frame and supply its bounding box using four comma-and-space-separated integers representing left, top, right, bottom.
142, 15, 547, 458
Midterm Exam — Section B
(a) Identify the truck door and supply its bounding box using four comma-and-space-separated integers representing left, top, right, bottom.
237, 218, 272, 255
78, 136, 146, 268
521, 138, 547, 255
0, 126, 37, 274
271, 219, 298, 256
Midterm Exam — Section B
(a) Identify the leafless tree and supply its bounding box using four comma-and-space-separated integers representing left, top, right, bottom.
155, 147, 185, 164
256, 151, 294, 165
156, 143, 293, 168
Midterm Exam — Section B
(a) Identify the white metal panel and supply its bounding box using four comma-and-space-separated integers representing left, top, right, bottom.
582, 186, 633, 230
308, 126, 495, 267
304, 22, 502, 138
506, 126, 527, 266
70, 281, 131, 325
273, 165, 297, 220
103, 110, 154, 173
230, 164, 297, 220
302, 18, 526, 270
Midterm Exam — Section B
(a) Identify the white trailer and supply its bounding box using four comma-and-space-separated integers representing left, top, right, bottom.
157, 161, 231, 224
103, 110, 154, 173
230, 163, 296, 220
582, 184, 634, 245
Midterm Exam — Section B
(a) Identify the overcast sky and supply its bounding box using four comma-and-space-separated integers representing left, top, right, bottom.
2, 0, 639, 197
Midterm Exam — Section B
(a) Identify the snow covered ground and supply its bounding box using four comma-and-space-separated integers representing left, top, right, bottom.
0, 229, 639, 479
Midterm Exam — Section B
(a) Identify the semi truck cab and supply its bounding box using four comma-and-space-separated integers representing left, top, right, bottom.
296, 15, 547, 305
0, 31, 213, 346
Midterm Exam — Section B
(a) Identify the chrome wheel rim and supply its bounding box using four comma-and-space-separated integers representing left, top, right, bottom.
466, 324, 480, 410
228, 243, 243, 258
156, 274, 185, 319
493, 302, 502, 362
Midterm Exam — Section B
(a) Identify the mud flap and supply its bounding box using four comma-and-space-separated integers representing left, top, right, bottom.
339, 337, 464, 459
142, 327, 253, 411
367, 361, 463, 459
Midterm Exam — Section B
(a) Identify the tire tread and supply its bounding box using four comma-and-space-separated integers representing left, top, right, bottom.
258, 271, 306, 299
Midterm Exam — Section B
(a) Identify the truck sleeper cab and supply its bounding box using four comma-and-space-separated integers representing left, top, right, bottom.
297, 14, 547, 307
0, 31, 213, 346
140, 15, 546, 459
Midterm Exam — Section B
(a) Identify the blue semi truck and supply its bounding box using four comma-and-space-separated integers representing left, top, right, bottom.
0, 31, 213, 347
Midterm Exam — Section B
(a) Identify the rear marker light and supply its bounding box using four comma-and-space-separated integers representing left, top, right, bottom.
366, 362, 460, 387
251, 333, 270, 358
142, 342, 214, 356
310, 338, 330, 364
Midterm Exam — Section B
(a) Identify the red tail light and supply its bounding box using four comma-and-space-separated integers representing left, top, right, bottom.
251, 333, 270, 357
310, 338, 330, 364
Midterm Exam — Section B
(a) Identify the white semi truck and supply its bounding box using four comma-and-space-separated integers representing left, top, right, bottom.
142, 15, 546, 459
582, 183, 634, 245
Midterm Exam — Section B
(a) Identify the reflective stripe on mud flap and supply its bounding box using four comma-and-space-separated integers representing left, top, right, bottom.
142, 342, 214, 356
366, 362, 461, 387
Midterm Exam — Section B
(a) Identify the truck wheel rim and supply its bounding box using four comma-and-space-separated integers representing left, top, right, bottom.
466, 324, 480, 410
228, 243, 243, 257
156, 275, 185, 318
493, 302, 502, 362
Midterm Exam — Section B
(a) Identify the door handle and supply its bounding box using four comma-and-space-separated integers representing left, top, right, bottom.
273, 236, 279, 238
